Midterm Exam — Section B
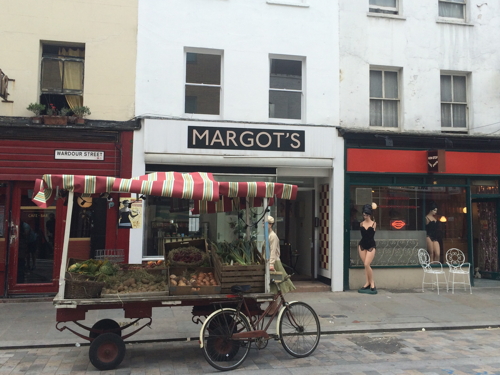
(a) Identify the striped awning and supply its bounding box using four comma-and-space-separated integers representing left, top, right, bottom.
192, 197, 276, 215
219, 181, 297, 200
32, 172, 218, 208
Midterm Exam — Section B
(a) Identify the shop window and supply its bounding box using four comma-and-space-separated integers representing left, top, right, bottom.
40, 44, 85, 113
439, 0, 466, 20
370, 69, 399, 127
349, 185, 468, 267
441, 74, 468, 130
269, 57, 303, 120
185, 51, 221, 115
369, 0, 399, 15
471, 180, 499, 195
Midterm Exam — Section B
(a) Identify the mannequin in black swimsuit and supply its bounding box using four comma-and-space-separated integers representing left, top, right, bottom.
426, 202, 440, 262
358, 203, 377, 294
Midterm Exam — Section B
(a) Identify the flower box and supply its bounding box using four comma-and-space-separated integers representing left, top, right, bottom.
43, 115, 67, 125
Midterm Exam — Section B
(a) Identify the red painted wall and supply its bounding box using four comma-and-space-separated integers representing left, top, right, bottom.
347, 149, 500, 175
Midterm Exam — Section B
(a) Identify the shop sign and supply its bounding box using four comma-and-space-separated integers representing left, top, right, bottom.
55, 150, 105, 160
427, 150, 446, 173
188, 126, 305, 152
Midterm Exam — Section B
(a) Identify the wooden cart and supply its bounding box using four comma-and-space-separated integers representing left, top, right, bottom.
32, 172, 297, 370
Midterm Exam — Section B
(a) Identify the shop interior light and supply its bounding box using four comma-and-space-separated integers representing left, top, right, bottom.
439, 216, 447, 222
463, 207, 467, 214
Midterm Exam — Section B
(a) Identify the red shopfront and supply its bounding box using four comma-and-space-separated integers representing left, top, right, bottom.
344, 136, 500, 289
0, 130, 133, 296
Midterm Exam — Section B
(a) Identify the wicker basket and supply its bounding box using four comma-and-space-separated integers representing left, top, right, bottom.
167, 246, 208, 268
64, 273, 105, 299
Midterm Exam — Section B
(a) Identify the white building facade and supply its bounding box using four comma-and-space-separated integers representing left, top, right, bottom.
340, 1, 500, 289
133, 0, 345, 290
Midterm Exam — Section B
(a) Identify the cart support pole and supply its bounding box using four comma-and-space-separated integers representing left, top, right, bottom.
264, 198, 270, 294
58, 190, 74, 299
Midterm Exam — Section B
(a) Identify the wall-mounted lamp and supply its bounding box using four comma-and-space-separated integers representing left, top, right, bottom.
462, 207, 467, 214
439, 216, 447, 223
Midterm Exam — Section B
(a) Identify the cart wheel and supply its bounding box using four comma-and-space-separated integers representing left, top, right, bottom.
89, 319, 121, 339
89, 332, 126, 371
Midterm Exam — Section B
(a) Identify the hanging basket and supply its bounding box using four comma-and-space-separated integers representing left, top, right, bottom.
64, 273, 105, 299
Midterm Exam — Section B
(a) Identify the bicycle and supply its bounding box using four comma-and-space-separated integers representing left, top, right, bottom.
199, 275, 321, 371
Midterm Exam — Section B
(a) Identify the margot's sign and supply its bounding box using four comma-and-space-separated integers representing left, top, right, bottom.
188, 126, 305, 152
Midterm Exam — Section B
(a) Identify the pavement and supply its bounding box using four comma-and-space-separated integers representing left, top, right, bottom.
0, 279, 499, 350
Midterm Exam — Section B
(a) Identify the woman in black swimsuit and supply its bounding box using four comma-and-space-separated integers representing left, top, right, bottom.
425, 202, 440, 262
358, 203, 377, 294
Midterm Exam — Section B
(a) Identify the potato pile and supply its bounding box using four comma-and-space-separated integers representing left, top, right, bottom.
102, 269, 167, 295
170, 271, 218, 292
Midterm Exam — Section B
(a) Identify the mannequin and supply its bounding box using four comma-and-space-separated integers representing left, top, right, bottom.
425, 202, 440, 262
358, 203, 378, 295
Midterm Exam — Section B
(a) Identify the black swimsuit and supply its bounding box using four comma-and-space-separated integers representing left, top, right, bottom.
426, 220, 439, 241
359, 223, 376, 251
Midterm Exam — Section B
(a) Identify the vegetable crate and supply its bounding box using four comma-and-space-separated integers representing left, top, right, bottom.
164, 239, 209, 263
211, 247, 265, 293
168, 267, 221, 296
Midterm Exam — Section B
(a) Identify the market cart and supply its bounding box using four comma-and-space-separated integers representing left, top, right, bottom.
32, 172, 298, 370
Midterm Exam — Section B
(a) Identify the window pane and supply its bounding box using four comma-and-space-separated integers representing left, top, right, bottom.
270, 59, 302, 90
370, 99, 382, 126
453, 76, 466, 102
441, 103, 452, 127
384, 71, 398, 99
370, 70, 383, 98
41, 59, 63, 92
383, 100, 398, 127
185, 85, 220, 115
439, 2, 464, 18
370, 0, 396, 7
440, 75, 452, 101
186, 53, 221, 85
269, 90, 301, 119
63, 61, 83, 91
453, 104, 467, 127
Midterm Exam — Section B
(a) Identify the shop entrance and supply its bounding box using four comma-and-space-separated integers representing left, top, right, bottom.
7, 182, 59, 294
472, 199, 500, 283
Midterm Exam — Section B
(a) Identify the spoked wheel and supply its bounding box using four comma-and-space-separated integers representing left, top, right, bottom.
202, 310, 252, 371
89, 319, 122, 339
89, 332, 126, 371
278, 301, 320, 358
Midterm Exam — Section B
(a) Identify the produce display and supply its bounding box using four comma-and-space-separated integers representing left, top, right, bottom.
169, 270, 218, 292
68, 259, 118, 277
101, 268, 167, 295
167, 246, 208, 267
211, 240, 263, 266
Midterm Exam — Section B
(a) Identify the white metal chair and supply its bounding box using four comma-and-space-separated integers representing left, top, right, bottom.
417, 248, 448, 294
445, 248, 472, 294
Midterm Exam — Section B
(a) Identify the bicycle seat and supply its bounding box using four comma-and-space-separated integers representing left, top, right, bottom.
230, 285, 252, 294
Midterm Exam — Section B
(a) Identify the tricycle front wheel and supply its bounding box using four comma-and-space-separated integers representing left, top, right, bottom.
89, 332, 126, 370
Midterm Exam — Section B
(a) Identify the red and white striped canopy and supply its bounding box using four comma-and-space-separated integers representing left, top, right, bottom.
32, 173, 298, 209
32, 172, 218, 208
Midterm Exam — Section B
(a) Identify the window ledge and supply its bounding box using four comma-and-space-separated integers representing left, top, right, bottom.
436, 18, 474, 26
266, 0, 309, 8
367, 13, 406, 21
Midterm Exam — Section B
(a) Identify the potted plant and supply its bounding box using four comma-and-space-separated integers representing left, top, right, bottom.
72, 106, 91, 124
44, 103, 67, 125
26, 103, 45, 124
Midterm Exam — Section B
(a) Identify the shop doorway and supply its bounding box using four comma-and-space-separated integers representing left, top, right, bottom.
279, 190, 315, 281
472, 199, 500, 284
7, 182, 60, 294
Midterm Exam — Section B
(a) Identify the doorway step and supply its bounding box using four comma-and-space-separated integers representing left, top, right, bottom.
291, 280, 331, 293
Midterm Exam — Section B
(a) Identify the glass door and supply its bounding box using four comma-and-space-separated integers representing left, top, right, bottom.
472, 199, 500, 281
8, 182, 59, 294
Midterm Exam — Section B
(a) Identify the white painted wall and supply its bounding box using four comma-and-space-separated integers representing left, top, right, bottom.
0, 0, 137, 121
136, 0, 339, 126
339, 0, 500, 135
